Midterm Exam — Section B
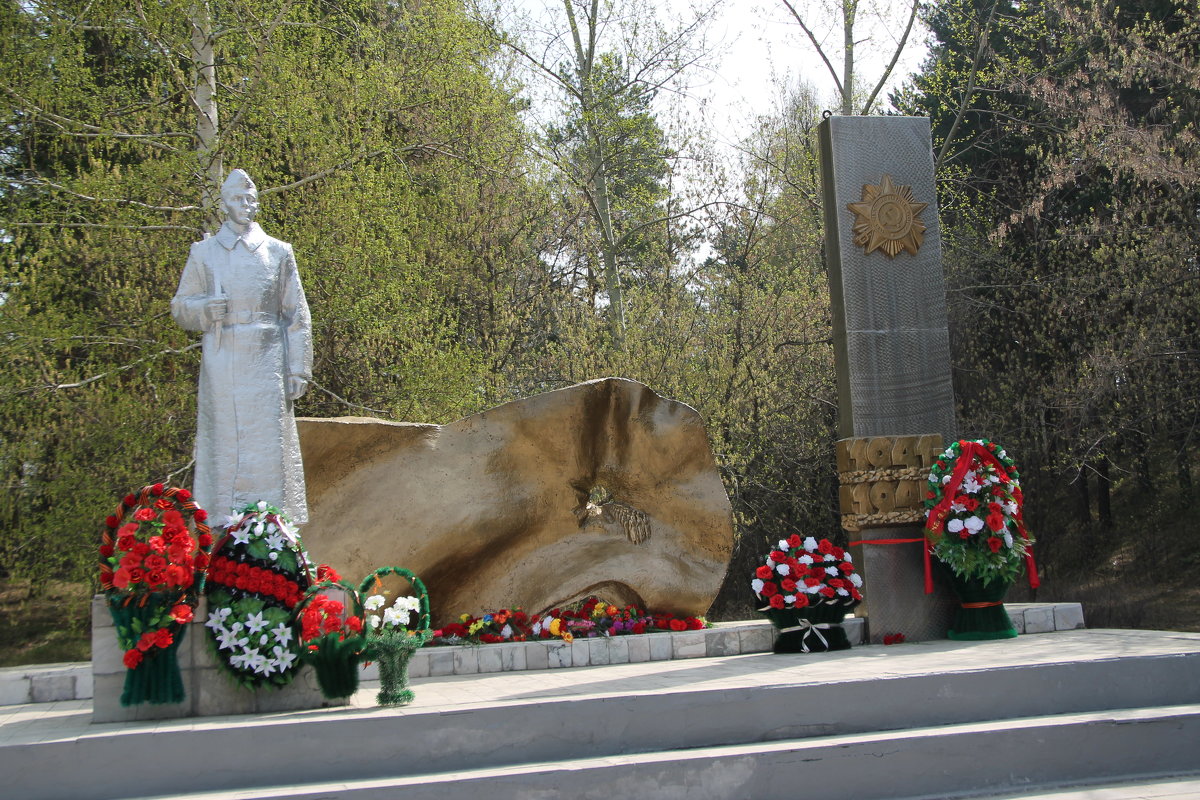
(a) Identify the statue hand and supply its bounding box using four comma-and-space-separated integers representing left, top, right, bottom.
205, 296, 228, 324
288, 376, 309, 400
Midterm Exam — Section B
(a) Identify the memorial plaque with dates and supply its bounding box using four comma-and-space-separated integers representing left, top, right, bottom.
819, 115, 957, 642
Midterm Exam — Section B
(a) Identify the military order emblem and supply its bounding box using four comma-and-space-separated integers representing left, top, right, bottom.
846, 174, 928, 258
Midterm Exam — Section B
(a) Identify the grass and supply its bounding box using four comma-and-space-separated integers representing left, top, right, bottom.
0, 580, 92, 668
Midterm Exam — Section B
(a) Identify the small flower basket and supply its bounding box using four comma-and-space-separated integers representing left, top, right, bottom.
925, 439, 1039, 640
296, 578, 367, 700
359, 567, 432, 706
98, 484, 212, 706
752, 535, 863, 653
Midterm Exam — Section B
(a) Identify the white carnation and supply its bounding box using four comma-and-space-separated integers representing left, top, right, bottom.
803, 536, 819, 551
947, 518, 965, 533
751, 578, 765, 594
849, 573, 863, 587
798, 554, 814, 565
776, 564, 791, 576
964, 516, 985, 533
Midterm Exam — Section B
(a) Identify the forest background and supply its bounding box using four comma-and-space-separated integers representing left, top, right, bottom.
1, 0, 1197, 665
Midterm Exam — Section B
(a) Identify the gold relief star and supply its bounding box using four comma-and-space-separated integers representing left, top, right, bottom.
846, 174, 928, 258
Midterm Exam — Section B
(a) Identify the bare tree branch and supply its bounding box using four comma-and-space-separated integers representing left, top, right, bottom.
8, 343, 201, 394
936, 2, 998, 171
779, 0, 845, 98
22, 179, 200, 212
860, 0, 920, 114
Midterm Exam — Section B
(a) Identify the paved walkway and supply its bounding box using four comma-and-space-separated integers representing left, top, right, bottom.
2, 628, 1198, 799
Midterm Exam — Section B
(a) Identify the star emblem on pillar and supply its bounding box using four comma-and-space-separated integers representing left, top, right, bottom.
846, 174, 928, 258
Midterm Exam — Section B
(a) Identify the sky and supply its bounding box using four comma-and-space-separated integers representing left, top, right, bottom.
497, 0, 931, 151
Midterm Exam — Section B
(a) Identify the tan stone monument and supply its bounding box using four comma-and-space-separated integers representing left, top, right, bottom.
296, 378, 734, 626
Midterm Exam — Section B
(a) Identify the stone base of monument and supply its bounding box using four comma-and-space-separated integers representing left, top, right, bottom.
7, 627, 1199, 800
91, 595, 346, 723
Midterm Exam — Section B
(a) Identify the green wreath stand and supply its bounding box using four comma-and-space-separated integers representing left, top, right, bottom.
940, 564, 1018, 640
296, 581, 367, 700
108, 595, 187, 706
359, 567, 432, 706
758, 596, 859, 654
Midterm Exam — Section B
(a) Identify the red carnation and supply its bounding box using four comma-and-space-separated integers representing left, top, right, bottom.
154, 628, 173, 648
198, 533, 213, 548
686, 618, 704, 630
669, 619, 687, 632
793, 593, 809, 608
804, 576, 822, 587
127, 567, 145, 584
761, 581, 778, 597
133, 508, 156, 522
768, 594, 786, 609
986, 512, 1005, 532
769, 550, 786, 563
781, 578, 797, 593
151, 483, 164, 495
136, 631, 156, 651
194, 509, 208, 522
819, 586, 836, 598
123, 494, 137, 507
170, 604, 193, 624
962, 497, 979, 512
959, 531, 971, 540
787, 534, 802, 548
123, 649, 143, 669
346, 615, 363, 633
316, 564, 341, 583
177, 489, 192, 502
987, 536, 1004, 553
632, 621, 646, 635
99, 544, 114, 559
817, 539, 834, 554
851, 588, 863, 601
755, 565, 773, 580
839, 561, 854, 573
154, 498, 173, 510
119, 522, 140, 538
105, 515, 119, 529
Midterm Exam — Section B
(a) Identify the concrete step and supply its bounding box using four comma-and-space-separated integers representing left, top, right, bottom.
4, 630, 1198, 800
134, 705, 1200, 800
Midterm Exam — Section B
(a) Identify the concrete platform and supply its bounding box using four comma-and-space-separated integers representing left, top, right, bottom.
2, 628, 1198, 800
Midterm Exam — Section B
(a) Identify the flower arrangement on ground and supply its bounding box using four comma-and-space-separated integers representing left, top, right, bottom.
430, 596, 708, 646
98, 483, 212, 706
203, 501, 313, 688
359, 566, 432, 706
297, 574, 367, 700
924, 439, 1039, 640
751, 534, 862, 653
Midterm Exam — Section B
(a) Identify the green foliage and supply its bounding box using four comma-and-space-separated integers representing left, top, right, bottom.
899, 0, 1200, 575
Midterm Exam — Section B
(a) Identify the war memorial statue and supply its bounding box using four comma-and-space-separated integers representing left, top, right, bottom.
171, 169, 312, 525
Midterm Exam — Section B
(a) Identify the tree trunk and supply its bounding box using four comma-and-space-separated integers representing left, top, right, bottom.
1097, 455, 1113, 531
190, 2, 221, 233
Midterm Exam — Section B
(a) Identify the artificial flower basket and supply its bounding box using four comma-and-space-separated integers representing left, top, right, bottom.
752, 535, 863, 653
98, 484, 212, 706
296, 579, 367, 700
359, 566, 432, 706
925, 439, 1040, 641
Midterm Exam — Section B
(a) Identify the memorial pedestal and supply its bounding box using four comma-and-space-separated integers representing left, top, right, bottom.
91, 595, 346, 723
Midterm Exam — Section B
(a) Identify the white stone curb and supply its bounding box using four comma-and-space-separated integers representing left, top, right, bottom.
0, 602, 1085, 706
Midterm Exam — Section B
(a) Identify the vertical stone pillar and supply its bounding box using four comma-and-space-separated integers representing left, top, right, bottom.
818, 115, 957, 642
